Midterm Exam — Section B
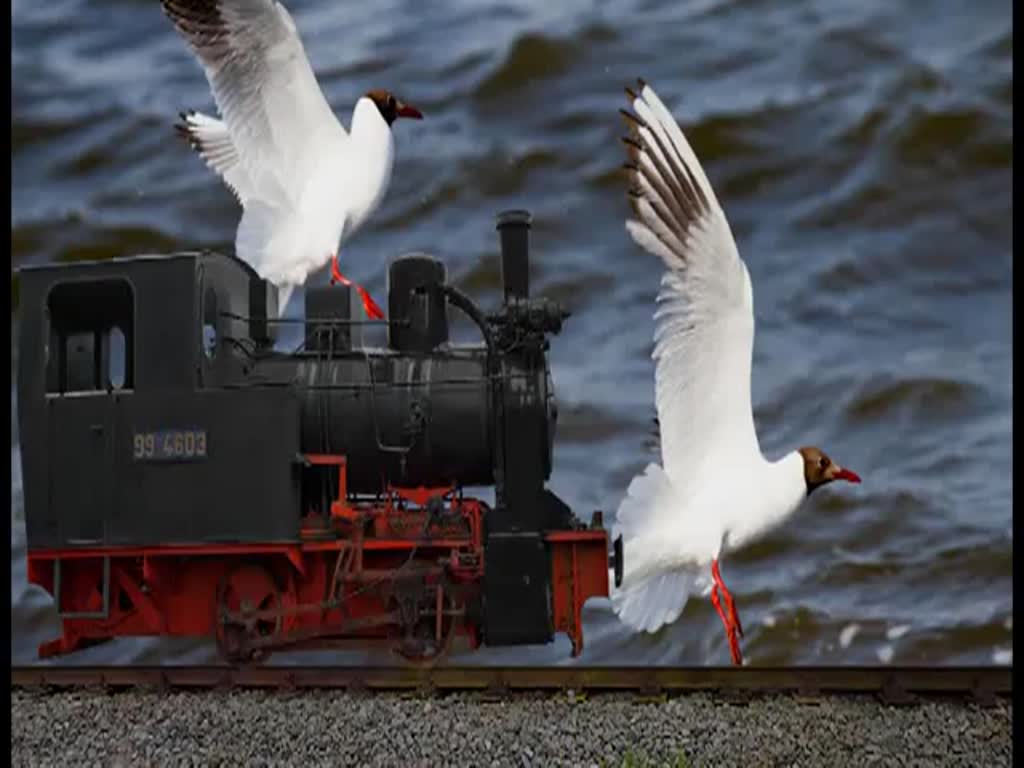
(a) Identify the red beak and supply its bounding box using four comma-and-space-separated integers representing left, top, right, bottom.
396, 102, 423, 120
834, 468, 861, 484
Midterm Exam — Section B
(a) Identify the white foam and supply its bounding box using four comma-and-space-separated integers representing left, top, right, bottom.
876, 645, 894, 664
762, 614, 776, 628
838, 623, 860, 649
993, 648, 1012, 665
886, 624, 911, 641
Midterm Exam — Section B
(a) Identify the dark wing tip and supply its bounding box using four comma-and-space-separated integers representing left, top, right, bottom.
173, 114, 200, 149
161, 0, 225, 39
161, 0, 214, 15
637, 77, 647, 90
618, 106, 644, 125
626, 187, 645, 216
160, 0, 188, 22
174, 124, 195, 147
619, 135, 642, 164
624, 85, 638, 101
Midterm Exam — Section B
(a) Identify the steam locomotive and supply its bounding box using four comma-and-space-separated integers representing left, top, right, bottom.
16, 210, 623, 663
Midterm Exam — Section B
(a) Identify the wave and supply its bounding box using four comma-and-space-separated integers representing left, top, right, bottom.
472, 24, 617, 103
844, 373, 984, 422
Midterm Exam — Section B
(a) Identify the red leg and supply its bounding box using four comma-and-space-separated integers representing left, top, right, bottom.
330, 256, 385, 320
727, 595, 743, 638
711, 559, 743, 666
710, 584, 730, 633
330, 254, 349, 286
710, 584, 743, 666
712, 559, 743, 638
726, 625, 743, 666
354, 284, 385, 320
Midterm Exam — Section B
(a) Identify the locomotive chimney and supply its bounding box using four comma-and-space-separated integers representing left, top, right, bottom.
496, 209, 531, 302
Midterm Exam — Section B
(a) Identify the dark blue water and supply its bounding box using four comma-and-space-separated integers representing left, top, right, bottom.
12, 0, 1012, 666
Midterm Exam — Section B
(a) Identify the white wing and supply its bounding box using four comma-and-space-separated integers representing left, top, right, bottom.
175, 110, 255, 202
621, 80, 759, 492
162, 0, 346, 208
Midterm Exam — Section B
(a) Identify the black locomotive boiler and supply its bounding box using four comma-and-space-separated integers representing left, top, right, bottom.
17, 210, 621, 663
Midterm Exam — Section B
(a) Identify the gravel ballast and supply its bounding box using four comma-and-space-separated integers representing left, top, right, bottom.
12, 689, 1011, 767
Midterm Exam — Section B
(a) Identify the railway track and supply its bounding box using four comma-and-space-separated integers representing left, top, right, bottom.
11, 665, 1011, 706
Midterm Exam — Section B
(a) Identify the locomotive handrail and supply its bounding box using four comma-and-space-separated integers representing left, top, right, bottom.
440, 283, 503, 492
218, 310, 407, 327
361, 347, 419, 457
440, 285, 496, 356
302, 378, 497, 390
355, 285, 498, 458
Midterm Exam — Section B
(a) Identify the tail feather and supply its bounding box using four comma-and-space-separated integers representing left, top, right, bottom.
612, 568, 706, 633
236, 200, 309, 318
610, 461, 710, 633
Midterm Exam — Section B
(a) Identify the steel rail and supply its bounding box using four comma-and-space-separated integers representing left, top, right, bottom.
10, 665, 1010, 705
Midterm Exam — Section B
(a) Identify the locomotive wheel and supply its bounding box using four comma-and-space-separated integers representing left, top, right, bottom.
215, 564, 284, 664
390, 584, 457, 667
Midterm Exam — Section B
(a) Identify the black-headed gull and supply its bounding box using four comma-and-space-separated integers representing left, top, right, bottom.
163, 0, 423, 318
611, 80, 861, 665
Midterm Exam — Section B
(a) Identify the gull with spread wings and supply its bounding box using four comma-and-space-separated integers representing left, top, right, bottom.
611, 80, 861, 665
163, 0, 423, 318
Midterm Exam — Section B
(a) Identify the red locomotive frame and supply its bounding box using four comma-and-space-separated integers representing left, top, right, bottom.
26, 455, 610, 664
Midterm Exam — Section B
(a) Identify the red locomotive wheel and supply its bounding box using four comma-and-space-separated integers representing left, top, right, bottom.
214, 563, 286, 664
390, 584, 458, 667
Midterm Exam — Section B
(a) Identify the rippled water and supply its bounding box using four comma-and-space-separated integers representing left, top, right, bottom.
11, 0, 1012, 666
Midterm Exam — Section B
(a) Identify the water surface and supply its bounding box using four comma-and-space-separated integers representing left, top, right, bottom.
11, 0, 1012, 666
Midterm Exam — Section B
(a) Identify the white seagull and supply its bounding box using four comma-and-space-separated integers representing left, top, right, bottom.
162, 0, 423, 318
610, 79, 861, 665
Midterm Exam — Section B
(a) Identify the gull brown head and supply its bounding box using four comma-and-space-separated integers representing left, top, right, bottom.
365, 89, 423, 125
798, 446, 861, 496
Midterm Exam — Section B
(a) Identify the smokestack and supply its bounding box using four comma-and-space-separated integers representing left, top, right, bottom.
496, 209, 531, 303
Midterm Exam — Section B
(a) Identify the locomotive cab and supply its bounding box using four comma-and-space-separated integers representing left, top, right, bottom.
18, 251, 300, 549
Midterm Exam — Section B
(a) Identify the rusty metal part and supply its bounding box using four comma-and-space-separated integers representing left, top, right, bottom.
9, 666, 1010, 705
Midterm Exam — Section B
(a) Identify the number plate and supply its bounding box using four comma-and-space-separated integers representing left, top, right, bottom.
133, 428, 208, 462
